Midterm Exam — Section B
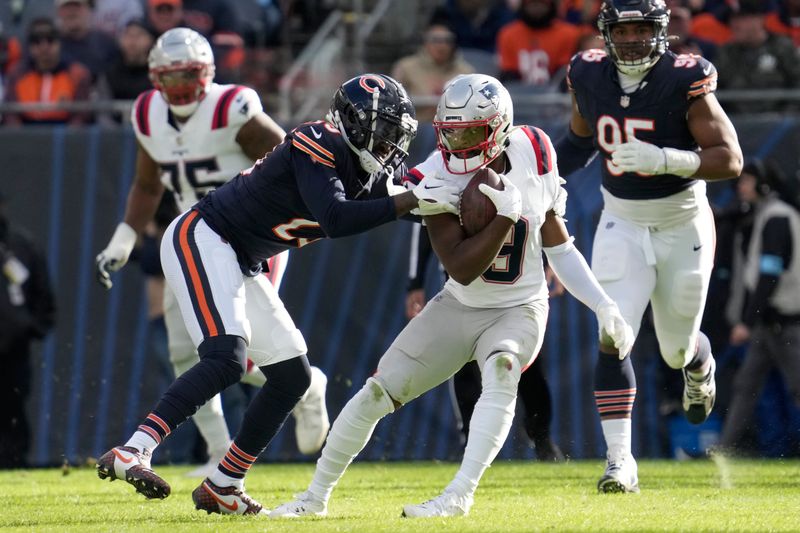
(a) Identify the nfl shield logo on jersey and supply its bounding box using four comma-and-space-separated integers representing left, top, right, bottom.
620, 95, 630, 108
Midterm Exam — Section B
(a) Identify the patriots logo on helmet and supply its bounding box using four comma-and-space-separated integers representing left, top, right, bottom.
478, 85, 500, 108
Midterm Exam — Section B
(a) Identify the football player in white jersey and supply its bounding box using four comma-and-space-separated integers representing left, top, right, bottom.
95, 28, 329, 476
270, 74, 635, 519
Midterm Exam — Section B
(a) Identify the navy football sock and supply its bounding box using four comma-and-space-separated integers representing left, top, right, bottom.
143, 335, 246, 438
594, 352, 637, 422
218, 355, 312, 479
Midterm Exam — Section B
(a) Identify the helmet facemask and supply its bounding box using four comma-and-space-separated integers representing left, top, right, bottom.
327, 75, 417, 178
434, 113, 505, 175
597, 1, 670, 76
149, 62, 214, 116
148, 27, 215, 117
433, 74, 513, 176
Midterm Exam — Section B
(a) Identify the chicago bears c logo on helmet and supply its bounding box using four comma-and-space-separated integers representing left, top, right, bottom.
358, 75, 386, 94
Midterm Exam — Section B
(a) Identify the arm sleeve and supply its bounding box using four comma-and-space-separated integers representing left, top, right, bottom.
292, 151, 396, 238
741, 216, 792, 326
554, 128, 597, 177
543, 238, 612, 313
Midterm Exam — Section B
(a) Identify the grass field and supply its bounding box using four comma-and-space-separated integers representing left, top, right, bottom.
1, 459, 798, 532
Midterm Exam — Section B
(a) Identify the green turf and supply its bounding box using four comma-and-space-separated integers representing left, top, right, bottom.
0, 459, 797, 532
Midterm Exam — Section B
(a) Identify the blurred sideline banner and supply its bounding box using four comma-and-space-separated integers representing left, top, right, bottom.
3, 116, 799, 466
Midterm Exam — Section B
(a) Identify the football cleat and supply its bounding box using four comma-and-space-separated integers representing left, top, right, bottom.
96, 446, 171, 499
597, 452, 639, 493
269, 490, 328, 518
191, 478, 268, 515
401, 491, 474, 518
292, 367, 330, 455
683, 356, 716, 425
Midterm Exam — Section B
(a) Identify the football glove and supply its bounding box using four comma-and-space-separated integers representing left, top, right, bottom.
95, 222, 137, 289
611, 141, 700, 177
412, 173, 460, 216
596, 302, 635, 359
478, 173, 522, 223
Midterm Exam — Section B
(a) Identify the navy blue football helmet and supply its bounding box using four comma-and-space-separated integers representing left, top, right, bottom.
597, 0, 670, 75
327, 74, 418, 177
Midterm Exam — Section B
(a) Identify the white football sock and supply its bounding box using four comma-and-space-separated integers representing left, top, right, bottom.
308, 378, 394, 502
125, 431, 159, 455
209, 467, 244, 490
446, 353, 520, 498
602, 418, 632, 458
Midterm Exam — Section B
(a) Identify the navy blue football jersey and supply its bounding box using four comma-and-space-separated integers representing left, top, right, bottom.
195, 120, 398, 273
567, 49, 718, 200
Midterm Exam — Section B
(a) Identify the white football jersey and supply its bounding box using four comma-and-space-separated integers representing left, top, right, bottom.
413, 126, 567, 308
131, 83, 262, 212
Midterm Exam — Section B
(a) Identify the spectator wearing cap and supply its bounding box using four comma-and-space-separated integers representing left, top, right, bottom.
3, 17, 92, 125
55, 0, 120, 81
98, 20, 155, 104
766, 0, 800, 48
92, 0, 145, 37
391, 23, 475, 123
715, 1, 800, 113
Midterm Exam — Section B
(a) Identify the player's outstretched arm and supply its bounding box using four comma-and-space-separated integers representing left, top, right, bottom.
96, 143, 164, 289
541, 211, 634, 357
686, 93, 743, 180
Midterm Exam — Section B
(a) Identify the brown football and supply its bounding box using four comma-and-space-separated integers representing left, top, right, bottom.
460, 167, 502, 237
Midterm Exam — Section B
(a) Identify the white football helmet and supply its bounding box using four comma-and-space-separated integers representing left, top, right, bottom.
433, 74, 514, 175
148, 27, 215, 117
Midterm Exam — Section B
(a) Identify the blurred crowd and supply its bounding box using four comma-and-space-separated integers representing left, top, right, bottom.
1, 0, 800, 126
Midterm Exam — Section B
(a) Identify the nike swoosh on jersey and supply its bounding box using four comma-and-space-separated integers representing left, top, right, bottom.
310, 126, 322, 139
203, 482, 240, 512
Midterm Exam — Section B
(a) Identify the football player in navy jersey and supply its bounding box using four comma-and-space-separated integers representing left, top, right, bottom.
95, 73, 461, 514
556, 0, 743, 493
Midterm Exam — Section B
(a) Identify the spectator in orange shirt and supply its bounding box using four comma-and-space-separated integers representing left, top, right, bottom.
497, 0, 583, 86
766, 0, 800, 48
3, 17, 91, 125
689, 0, 735, 45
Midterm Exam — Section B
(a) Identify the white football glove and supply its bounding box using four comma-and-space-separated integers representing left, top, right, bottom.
596, 302, 635, 359
95, 222, 137, 290
412, 173, 460, 216
611, 140, 666, 175
611, 141, 701, 177
478, 173, 522, 223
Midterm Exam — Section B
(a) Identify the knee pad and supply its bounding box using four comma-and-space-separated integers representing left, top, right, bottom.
356, 377, 397, 418
198, 334, 247, 379
482, 352, 522, 394
670, 270, 705, 319
260, 355, 312, 400
658, 334, 694, 369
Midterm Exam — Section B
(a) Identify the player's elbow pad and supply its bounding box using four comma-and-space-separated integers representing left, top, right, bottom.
554, 129, 596, 177
543, 237, 612, 313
